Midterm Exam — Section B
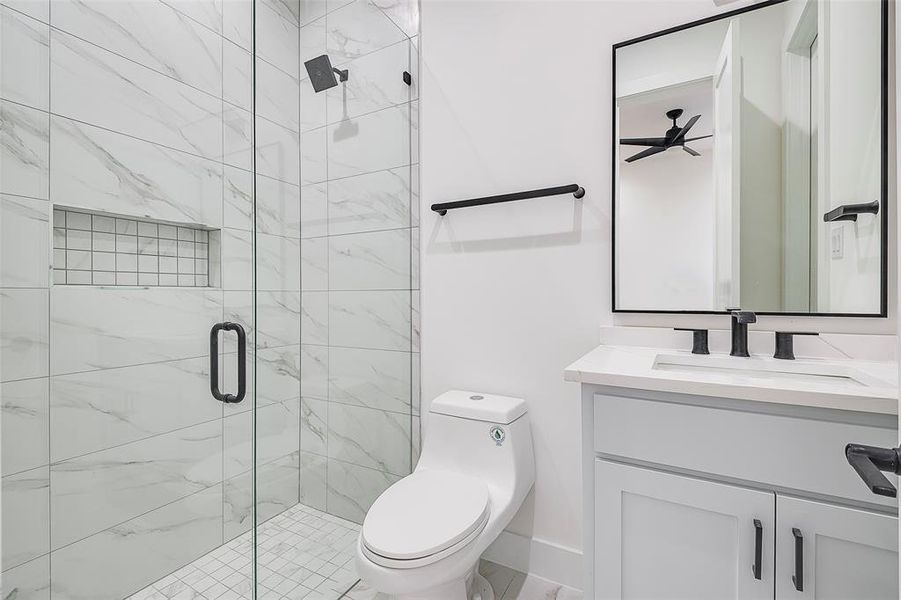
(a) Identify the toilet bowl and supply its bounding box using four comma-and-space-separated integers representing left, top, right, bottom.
355, 390, 535, 600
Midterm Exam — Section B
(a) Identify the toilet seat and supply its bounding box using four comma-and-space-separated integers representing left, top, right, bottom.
361, 469, 490, 569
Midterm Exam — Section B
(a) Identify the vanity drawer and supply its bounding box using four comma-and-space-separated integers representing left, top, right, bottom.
594, 393, 897, 507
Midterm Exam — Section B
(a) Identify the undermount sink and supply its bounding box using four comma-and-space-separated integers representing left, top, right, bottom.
652, 353, 890, 388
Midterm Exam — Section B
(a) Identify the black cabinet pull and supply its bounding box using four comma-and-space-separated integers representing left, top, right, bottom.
791, 528, 803, 592
751, 519, 763, 580
210, 322, 246, 403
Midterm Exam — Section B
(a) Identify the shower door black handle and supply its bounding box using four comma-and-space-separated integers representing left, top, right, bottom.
210, 322, 246, 403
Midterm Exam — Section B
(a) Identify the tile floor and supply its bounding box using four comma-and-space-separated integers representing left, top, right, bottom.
344, 560, 582, 600
129, 502, 581, 600
129, 503, 361, 600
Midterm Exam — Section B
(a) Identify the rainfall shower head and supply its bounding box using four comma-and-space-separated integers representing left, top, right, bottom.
304, 54, 348, 93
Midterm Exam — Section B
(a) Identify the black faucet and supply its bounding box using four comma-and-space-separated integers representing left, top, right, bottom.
729, 310, 757, 357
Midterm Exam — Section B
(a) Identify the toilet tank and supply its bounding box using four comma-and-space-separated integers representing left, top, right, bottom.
418, 391, 535, 501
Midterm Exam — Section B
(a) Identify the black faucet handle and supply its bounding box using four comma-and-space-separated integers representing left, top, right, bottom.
674, 328, 709, 355
729, 310, 757, 324
774, 331, 819, 360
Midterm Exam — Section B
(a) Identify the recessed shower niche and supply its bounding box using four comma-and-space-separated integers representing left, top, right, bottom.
52, 207, 221, 287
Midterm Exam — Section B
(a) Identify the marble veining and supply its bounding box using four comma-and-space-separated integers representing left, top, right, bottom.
0, 99, 50, 200
51, 484, 223, 600
50, 420, 222, 550
325, 40, 410, 124
328, 228, 411, 290
326, 103, 411, 180
50, 29, 222, 160
0, 193, 50, 288
50, 116, 224, 228
50, 0, 223, 97
1, 377, 49, 477
300, 397, 328, 455
0, 288, 49, 383
49, 357, 218, 462
327, 402, 411, 476
327, 167, 411, 235
326, 457, 401, 524
328, 346, 411, 413
326, 0, 406, 63
2, 466, 50, 570
329, 290, 412, 351
301, 344, 329, 399
1, 5, 50, 110
50, 286, 223, 375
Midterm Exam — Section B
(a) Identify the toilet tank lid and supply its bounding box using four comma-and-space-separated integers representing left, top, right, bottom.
429, 390, 527, 424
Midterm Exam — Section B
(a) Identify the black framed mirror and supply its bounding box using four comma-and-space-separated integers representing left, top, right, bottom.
612, 0, 889, 317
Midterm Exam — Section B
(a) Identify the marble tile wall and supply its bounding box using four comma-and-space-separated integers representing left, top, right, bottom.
1, 0, 419, 597
0, 0, 301, 598
297, 0, 420, 525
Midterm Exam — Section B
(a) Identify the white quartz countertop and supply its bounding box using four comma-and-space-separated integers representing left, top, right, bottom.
565, 344, 899, 415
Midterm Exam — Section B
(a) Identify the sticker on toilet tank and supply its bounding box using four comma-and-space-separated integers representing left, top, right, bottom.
489, 425, 505, 446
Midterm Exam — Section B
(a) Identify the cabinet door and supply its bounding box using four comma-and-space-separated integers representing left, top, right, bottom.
595, 460, 775, 599
776, 496, 898, 599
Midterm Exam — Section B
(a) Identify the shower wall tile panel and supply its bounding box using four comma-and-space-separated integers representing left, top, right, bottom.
0, 288, 49, 382
51, 484, 223, 600
0, 555, 50, 600
326, 0, 406, 62
0, 6, 49, 110
49, 357, 218, 462
326, 103, 411, 179
1, 378, 49, 476
49, 419, 222, 550
50, 29, 222, 159
325, 458, 401, 524
50, 287, 222, 374
50, 117, 224, 227
326, 167, 411, 235
0, 100, 50, 200
50, 0, 223, 96
2, 466, 50, 570
298, 0, 419, 523
0, 194, 50, 288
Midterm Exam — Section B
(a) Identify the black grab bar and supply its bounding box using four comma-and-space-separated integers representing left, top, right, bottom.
431, 184, 585, 216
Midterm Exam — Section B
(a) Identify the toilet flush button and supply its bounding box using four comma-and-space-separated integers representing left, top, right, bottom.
470, 395, 484, 401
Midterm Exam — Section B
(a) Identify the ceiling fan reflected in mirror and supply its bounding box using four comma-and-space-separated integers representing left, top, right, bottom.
620, 108, 713, 163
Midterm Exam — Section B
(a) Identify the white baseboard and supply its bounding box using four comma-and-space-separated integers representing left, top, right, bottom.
482, 530, 582, 590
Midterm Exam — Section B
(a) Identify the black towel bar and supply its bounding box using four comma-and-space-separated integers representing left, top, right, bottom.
431, 184, 585, 216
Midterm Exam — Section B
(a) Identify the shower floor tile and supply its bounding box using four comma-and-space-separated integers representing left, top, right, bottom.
129, 503, 361, 600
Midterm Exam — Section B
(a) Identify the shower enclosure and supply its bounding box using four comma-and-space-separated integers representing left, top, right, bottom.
0, 0, 420, 597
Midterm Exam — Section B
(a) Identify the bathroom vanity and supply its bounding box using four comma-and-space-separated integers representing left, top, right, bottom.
566, 344, 899, 599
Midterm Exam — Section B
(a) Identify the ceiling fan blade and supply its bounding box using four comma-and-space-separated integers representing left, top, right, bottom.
673, 114, 701, 142
683, 146, 701, 157
619, 137, 668, 147
684, 134, 712, 142
625, 146, 667, 163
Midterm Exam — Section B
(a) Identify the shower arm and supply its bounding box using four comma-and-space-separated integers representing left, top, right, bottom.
333, 67, 349, 82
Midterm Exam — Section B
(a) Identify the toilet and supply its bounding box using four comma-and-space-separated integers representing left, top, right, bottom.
355, 390, 535, 600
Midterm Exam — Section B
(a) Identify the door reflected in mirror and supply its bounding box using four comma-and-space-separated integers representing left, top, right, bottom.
613, 0, 887, 316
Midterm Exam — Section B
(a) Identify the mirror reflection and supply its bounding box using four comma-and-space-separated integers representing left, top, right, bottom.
614, 0, 885, 315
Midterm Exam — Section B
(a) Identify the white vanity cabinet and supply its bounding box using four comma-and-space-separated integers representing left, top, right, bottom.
580, 388, 898, 599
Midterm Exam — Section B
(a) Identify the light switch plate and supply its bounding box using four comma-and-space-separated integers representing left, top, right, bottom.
831, 227, 843, 259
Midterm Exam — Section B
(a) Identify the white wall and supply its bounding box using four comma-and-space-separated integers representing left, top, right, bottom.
419, 0, 776, 586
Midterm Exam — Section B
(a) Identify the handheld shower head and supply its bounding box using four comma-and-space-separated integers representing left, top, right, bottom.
303, 54, 348, 93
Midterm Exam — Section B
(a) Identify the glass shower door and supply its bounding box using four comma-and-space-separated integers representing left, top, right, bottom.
250, 0, 421, 596
0, 0, 259, 597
